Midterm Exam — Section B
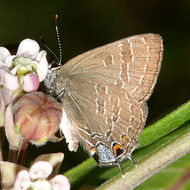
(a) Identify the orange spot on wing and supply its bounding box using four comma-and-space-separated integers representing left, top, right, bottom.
113, 143, 124, 156
122, 135, 129, 145
88, 144, 97, 155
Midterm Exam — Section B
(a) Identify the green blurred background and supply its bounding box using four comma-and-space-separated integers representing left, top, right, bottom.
0, 0, 190, 187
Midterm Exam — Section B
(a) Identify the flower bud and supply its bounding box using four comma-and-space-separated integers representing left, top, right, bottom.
22, 72, 39, 92
13, 92, 62, 145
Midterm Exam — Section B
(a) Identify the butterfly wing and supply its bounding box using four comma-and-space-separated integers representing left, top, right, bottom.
57, 33, 163, 166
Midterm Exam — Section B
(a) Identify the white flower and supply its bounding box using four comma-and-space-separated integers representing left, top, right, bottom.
16, 38, 40, 59
0, 47, 15, 68
13, 161, 70, 190
0, 39, 49, 128
0, 38, 49, 92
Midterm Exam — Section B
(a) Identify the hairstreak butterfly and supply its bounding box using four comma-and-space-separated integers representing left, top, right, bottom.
44, 16, 163, 170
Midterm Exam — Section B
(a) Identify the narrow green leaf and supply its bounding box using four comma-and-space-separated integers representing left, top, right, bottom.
138, 100, 190, 148
184, 181, 190, 190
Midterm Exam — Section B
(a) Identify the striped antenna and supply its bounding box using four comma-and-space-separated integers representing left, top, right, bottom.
40, 14, 63, 69
55, 14, 62, 67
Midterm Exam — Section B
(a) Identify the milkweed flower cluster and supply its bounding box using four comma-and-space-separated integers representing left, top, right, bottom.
0, 38, 48, 92
0, 39, 69, 189
0, 39, 49, 128
13, 161, 70, 190
0, 39, 61, 149
0, 153, 70, 190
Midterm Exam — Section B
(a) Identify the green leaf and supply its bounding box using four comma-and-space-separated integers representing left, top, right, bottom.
138, 100, 190, 148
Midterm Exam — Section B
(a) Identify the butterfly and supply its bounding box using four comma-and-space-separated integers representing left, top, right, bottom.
44, 31, 163, 170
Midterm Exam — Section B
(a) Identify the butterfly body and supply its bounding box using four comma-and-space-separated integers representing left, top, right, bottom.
45, 33, 163, 167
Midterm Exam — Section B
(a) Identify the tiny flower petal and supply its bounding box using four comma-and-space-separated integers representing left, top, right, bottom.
5, 103, 21, 150
0, 48, 14, 68
0, 47, 10, 62
30, 179, 52, 190
0, 68, 19, 90
4, 55, 15, 68
36, 50, 49, 82
0, 90, 6, 126
29, 161, 52, 180
10, 65, 19, 75
1, 87, 21, 105
13, 170, 31, 190
0, 161, 28, 189
50, 175, 70, 190
22, 72, 39, 92
34, 153, 64, 178
16, 39, 40, 59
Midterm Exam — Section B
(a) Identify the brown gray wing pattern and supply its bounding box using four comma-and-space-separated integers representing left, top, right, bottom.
59, 33, 163, 102
57, 33, 163, 154
61, 75, 147, 154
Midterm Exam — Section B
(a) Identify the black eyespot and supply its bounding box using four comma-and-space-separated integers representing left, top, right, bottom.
112, 143, 125, 157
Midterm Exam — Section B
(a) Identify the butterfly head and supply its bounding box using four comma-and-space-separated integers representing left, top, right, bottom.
44, 65, 65, 102
43, 14, 64, 101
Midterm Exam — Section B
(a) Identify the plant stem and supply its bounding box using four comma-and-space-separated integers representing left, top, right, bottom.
8, 148, 17, 163
17, 139, 28, 165
0, 128, 3, 161
167, 166, 190, 190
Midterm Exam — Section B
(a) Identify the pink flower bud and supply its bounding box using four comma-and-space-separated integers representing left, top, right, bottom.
13, 92, 62, 145
22, 72, 39, 92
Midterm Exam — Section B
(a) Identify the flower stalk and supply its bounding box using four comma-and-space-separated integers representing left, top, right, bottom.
16, 139, 29, 165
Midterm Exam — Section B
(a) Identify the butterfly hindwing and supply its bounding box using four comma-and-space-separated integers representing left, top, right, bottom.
56, 33, 163, 165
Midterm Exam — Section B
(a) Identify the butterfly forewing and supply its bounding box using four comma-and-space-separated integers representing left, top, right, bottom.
56, 33, 163, 166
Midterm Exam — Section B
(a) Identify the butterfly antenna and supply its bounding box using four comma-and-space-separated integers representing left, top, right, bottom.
40, 37, 60, 65
55, 14, 62, 67
40, 14, 63, 69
